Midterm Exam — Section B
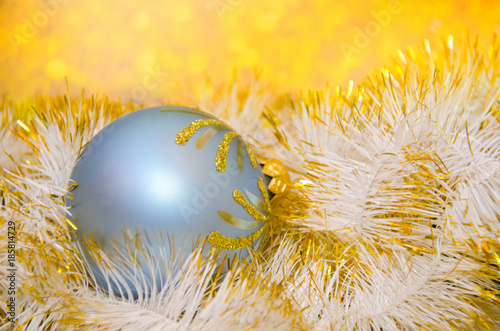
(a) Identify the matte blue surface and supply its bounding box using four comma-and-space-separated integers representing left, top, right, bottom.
67, 106, 268, 297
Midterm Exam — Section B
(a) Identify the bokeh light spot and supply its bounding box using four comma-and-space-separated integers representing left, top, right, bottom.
136, 52, 156, 71
46, 59, 68, 80
171, 2, 193, 24
132, 10, 150, 30
188, 52, 208, 73
1, 0, 499, 101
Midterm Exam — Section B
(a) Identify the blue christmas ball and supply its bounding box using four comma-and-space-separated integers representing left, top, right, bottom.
67, 106, 270, 295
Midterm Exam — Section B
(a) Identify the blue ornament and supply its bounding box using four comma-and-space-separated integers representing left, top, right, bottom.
66, 106, 270, 295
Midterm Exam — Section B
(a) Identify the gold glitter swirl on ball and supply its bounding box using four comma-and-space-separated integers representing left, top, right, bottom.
233, 190, 268, 222
247, 145, 258, 168
210, 178, 271, 250
207, 225, 267, 251
215, 132, 239, 172
257, 177, 270, 208
172, 111, 257, 173
175, 119, 224, 145
170, 109, 269, 250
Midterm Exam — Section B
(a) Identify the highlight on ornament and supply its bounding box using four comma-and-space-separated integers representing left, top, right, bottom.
65, 106, 271, 297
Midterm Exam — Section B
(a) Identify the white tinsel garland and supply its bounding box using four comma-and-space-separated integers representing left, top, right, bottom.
1, 36, 499, 330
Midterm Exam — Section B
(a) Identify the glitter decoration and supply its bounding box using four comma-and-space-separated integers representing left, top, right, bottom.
173, 114, 257, 173
214, 132, 240, 172
233, 190, 267, 222
175, 119, 224, 145
247, 145, 258, 168
210, 177, 271, 249
257, 177, 271, 209
208, 225, 267, 251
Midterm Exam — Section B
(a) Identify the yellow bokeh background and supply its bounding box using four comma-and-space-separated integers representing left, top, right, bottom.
1, 0, 499, 104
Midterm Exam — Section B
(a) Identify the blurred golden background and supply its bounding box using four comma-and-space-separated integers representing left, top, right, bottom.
1, 0, 499, 104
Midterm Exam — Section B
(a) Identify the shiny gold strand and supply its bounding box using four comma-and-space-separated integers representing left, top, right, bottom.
175, 119, 224, 145
233, 190, 268, 222
215, 131, 239, 172
208, 225, 266, 250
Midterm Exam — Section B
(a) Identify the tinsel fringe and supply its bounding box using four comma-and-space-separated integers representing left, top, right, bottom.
1, 35, 500, 330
